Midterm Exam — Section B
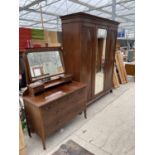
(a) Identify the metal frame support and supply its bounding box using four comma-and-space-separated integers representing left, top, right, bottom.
19, 8, 60, 17
112, 0, 116, 20
85, 0, 134, 12
19, 0, 45, 11
69, 0, 134, 22
19, 18, 60, 26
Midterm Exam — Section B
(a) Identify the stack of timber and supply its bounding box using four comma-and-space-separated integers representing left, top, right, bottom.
113, 66, 120, 88
113, 51, 128, 88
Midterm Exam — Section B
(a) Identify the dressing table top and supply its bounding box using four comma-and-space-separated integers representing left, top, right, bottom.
23, 81, 86, 107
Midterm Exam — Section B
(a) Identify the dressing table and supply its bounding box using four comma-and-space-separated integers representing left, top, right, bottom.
22, 47, 87, 149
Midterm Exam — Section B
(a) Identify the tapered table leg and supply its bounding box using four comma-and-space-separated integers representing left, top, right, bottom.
27, 126, 31, 138
84, 109, 87, 119
41, 137, 46, 150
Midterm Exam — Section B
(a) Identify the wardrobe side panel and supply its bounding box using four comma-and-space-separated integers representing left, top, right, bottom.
62, 23, 81, 81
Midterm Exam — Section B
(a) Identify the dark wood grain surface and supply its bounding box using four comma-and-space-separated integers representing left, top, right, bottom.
23, 81, 86, 107
61, 12, 119, 104
23, 81, 87, 150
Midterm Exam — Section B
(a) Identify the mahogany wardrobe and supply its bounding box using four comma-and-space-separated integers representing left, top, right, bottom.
61, 12, 119, 105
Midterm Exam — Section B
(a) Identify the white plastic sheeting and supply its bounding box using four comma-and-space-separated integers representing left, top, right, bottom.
19, 0, 135, 38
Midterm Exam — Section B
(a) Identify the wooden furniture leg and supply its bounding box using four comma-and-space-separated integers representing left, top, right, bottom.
27, 125, 31, 138
78, 112, 82, 115
84, 109, 87, 119
41, 136, 46, 150
25, 115, 32, 138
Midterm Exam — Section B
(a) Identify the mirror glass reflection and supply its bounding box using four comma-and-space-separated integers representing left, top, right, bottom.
95, 28, 107, 94
27, 51, 64, 80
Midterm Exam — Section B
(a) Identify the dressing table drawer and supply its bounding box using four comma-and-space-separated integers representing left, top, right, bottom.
41, 88, 86, 135
44, 101, 85, 136
43, 98, 85, 127
41, 99, 67, 115
41, 95, 69, 121
42, 88, 86, 112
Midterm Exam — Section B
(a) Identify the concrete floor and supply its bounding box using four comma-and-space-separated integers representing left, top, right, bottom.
24, 78, 135, 155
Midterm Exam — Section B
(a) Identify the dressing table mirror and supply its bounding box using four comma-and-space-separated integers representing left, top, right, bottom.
22, 47, 87, 150
27, 50, 64, 80
23, 47, 72, 95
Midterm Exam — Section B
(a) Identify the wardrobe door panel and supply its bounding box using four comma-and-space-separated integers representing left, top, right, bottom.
94, 28, 107, 95
81, 26, 95, 101
104, 30, 117, 91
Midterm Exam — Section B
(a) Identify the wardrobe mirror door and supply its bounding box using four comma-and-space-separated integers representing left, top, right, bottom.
94, 28, 107, 95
